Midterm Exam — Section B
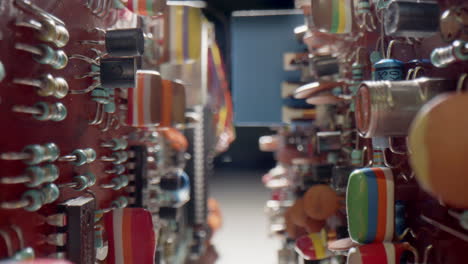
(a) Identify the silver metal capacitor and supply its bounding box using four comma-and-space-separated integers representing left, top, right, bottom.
355, 78, 455, 138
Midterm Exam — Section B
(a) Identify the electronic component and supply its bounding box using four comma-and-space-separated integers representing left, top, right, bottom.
384, 0, 440, 38
80, 28, 145, 57
15, 43, 68, 69
13, 74, 68, 98
58, 148, 96, 166
57, 196, 96, 264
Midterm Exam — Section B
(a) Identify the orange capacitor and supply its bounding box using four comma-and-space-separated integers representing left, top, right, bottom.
303, 184, 341, 220
161, 127, 188, 152
160, 79, 186, 128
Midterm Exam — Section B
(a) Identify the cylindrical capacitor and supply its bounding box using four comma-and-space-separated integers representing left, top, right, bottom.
384, 0, 440, 38
100, 58, 135, 89
105, 28, 144, 56
355, 78, 455, 137
308, 54, 340, 78
431, 40, 468, 68
311, 0, 353, 34
373, 59, 404, 81
124, 0, 166, 16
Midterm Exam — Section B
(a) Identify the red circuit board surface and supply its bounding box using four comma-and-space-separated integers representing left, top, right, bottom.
0, 0, 138, 258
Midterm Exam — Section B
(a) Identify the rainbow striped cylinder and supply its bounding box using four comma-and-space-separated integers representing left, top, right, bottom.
347, 243, 416, 264
104, 208, 156, 264
126, 70, 163, 128
311, 0, 353, 34
346, 167, 394, 243
125, 0, 166, 16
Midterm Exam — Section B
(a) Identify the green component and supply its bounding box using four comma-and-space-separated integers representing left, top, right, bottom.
73, 175, 89, 191
91, 88, 110, 104
112, 151, 129, 164
41, 183, 60, 204
43, 164, 59, 183
85, 172, 97, 186
351, 149, 363, 166
369, 51, 382, 65
71, 149, 88, 166
22, 144, 46, 165
12, 247, 35, 260
33, 102, 50, 121
346, 169, 369, 243
43, 142, 60, 161
113, 0, 126, 9
104, 102, 116, 113
71, 148, 95, 166
22, 189, 43, 211
53, 102, 67, 121
34, 44, 68, 69
95, 226, 104, 249
357, 1, 370, 14
114, 196, 129, 208
24, 166, 45, 187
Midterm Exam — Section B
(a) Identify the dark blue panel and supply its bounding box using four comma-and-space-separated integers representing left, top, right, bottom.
232, 13, 305, 126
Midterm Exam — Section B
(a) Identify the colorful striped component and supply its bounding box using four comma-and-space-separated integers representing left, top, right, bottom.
104, 208, 156, 264
168, 6, 203, 63
347, 243, 415, 264
346, 167, 394, 244
330, 0, 353, 33
125, 0, 166, 16
127, 70, 163, 128
160, 79, 186, 128
295, 230, 329, 260
312, 0, 353, 34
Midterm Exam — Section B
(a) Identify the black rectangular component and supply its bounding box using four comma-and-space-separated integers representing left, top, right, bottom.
129, 145, 148, 207
58, 196, 96, 264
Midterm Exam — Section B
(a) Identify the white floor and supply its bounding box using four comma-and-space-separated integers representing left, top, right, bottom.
210, 169, 281, 264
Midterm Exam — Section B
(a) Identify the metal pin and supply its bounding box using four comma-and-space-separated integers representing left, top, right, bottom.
0, 143, 59, 165
95, 196, 129, 214
0, 229, 13, 256
100, 113, 113, 132
90, 103, 104, 125
397, 227, 417, 240
10, 225, 25, 249
14, 0, 65, 26
101, 138, 128, 151
0, 183, 60, 211
15, 17, 69, 48
41, 213, 67, 227
45, 233, 67, 246
356, 0, 377, 32
13, 74, 68, 99
100, 151, 129, 164
58, 172, 96, 191
85, 0, 111, 18
101, 174, 130, 190
15, 43, 68, 69
58, 148, 96, 166
421, 215, 468, 242
105, 164, 126, 175
448, 210, 468, 230
423, 245, 433, 264
12, 102, 67, 122
0, 164, 59, 187
69, 54, 100, 66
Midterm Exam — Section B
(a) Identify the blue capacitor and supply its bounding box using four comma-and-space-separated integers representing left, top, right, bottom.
373, 59, 404, 81
395, 201, 407, 237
